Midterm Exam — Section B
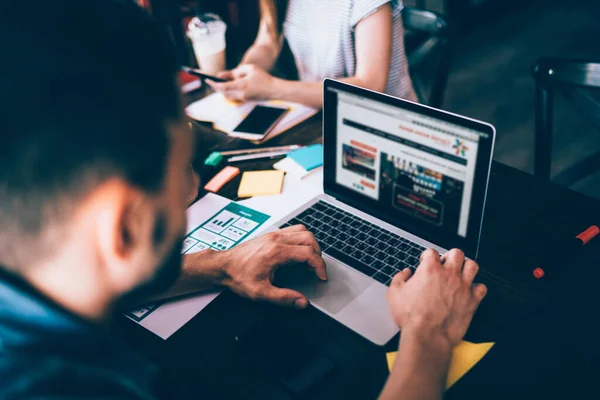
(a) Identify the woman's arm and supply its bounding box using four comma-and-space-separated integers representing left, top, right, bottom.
239, 17, 282, 71
210, 4, 394, 108
276, 4, 393, 107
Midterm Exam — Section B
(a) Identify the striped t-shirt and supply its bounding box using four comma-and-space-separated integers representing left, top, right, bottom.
283, 0, 416, 100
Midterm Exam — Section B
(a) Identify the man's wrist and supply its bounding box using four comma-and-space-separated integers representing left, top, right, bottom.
380, 327, 452, 400
400, 327, 453, 357
182, 249, 230, 287
394, 327, 453, 392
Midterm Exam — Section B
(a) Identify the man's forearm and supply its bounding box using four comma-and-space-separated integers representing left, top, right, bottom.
142, 250, 229, 303
379, 329, 452, 400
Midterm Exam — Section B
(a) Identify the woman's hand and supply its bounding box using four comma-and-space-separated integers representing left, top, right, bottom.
207, 64, 280, 102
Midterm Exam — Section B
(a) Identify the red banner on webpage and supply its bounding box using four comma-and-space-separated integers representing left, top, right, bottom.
361, 180, 375, 189
350, 140, 377, 153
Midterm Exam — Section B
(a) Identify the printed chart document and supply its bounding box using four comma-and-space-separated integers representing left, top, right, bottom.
185, 92, 318, 144
125, 193, 270, 340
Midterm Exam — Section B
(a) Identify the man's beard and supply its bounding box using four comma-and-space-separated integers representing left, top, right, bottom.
117, 234, 184, 310
140, 236, 184, 295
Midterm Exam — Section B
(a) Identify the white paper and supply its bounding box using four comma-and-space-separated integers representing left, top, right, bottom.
128, 290, 221, 340
184, 91, 233, 122
125, 193, 263, 340
239, 169, 324, 227
185, 92, 317, 140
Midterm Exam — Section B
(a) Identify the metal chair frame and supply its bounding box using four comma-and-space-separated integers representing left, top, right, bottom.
532, 58, 600, 185
402, 7, 454, 108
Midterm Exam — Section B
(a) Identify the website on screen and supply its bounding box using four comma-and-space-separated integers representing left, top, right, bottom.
334, 91, 483, 237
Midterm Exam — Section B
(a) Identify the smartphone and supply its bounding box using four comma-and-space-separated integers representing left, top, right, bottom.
181, 66, 229, 83
230, 105, 290, 140
234, 320, 334, 396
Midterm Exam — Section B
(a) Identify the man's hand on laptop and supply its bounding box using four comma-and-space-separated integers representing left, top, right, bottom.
217, 224, 327, 309
387, 248, 487, 347
379, 249, 487, 400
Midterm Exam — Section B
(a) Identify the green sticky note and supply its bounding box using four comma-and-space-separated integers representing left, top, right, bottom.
204, 152, 223, 167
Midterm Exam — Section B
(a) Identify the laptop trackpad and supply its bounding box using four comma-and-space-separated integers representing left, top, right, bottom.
274, 254, 373, 314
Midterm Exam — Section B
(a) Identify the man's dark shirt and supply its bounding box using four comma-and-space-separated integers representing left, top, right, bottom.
0, 268, 167, 399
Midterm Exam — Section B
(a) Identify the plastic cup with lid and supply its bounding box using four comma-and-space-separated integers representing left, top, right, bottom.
187, 14, 227, 75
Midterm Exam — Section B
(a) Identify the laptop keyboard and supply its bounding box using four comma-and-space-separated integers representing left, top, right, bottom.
279, 200, 426, 286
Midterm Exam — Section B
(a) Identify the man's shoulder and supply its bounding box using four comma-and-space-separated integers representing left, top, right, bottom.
0, 352, 159, 400
0, 270, 167, 399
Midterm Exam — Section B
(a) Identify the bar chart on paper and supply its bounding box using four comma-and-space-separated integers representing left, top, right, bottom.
213, 216, 233, 227
203, 210, 239, 235
181, 202, 269, 253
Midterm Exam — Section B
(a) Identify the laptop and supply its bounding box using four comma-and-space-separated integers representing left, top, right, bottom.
268, 79, 496, 345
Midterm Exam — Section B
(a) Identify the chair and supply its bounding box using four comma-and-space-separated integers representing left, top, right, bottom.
532, 58, 600, 185
402, 7, 453, 109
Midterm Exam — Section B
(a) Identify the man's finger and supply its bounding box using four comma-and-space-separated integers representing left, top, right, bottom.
444, 248, 465, 273
396, 267, 412, 282
277, 244, 327, 280
472, 283, 487, 302
462, 259, 479, 284
260, 285, 309, 309
419, 248, 442, 270
390, 268, 411, 287
279, 224, 308, 233
276, 231, 321, 255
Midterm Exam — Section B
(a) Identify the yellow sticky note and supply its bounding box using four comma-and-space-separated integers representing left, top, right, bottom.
386, 340, 495, 390
238, 170, 285, 197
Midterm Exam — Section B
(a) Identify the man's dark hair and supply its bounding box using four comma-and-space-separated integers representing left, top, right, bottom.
0, 0, 181, 269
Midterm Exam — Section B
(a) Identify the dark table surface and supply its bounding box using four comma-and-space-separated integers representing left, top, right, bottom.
117, 92, 600, 399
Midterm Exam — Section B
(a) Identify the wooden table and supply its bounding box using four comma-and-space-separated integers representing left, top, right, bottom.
118, 93, 600, 399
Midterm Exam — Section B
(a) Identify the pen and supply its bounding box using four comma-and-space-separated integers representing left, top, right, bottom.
228, 150, 291, 162
219, 145, 302, 156
533, 225, 600, 279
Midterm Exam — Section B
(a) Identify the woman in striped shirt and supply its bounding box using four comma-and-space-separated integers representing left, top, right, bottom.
208, 0, 416, 108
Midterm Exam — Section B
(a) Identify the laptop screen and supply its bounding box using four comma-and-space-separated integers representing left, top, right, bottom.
323, 80, 495, 256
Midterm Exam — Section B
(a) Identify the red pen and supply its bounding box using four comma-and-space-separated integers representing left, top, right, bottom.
533, 225, 600, 279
